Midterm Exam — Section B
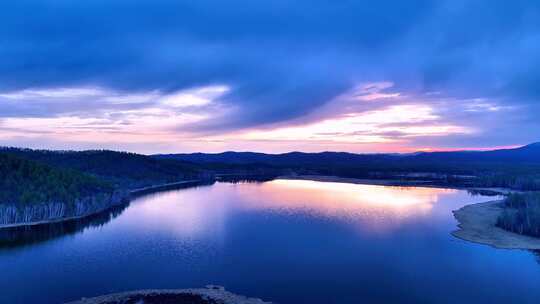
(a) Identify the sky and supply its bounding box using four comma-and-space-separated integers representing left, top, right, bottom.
1, 0, 539, 154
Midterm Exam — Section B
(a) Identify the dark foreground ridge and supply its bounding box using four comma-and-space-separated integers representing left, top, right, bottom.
65, 286, 270, 304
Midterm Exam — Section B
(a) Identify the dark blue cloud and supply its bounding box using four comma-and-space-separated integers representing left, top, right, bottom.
0, 0, 539, 139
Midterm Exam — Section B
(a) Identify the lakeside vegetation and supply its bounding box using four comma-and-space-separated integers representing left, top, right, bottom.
0, 204, 127, 248
476, 174, 540, 191
497, 192, 540, 237
157, 143, 540, 191
2, 143, 540, 231
0, 153, 112, 206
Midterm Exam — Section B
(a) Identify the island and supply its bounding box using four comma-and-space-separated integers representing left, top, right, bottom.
66, 286, 270, 304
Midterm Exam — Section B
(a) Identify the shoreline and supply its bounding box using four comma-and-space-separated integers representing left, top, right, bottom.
0, 179, 208, 230
452, 200, 540, 250
3, 174, 536, 250
65, 285, 270, 304
1, 175, 446, 231
281, 175, 540, 249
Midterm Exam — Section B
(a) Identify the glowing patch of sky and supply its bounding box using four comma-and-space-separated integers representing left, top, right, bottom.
229, 105, 473, 144
0, 81, 525, 153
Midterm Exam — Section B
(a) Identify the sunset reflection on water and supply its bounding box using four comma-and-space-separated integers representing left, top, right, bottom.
125, 179, 461, 236
234, 179, 457, 232
3, 179, 530, 304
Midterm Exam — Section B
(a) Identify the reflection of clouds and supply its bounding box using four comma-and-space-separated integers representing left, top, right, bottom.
120, 180, 459, 238
124, 189, 228, 239
233, 180, 457, 233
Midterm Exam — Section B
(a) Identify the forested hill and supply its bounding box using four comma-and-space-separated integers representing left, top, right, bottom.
412, 142, 540, 163
2, 142, 540, 205
155, 151, 396, 165
0, 148, 203, 188
155, 142, 540, 165
0, 153, 112, 205
154, 143, 540, 190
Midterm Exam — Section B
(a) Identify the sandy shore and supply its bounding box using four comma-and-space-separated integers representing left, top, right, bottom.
452, 200, 540, 250
281, 175, 540, 249
65, 286, 270, 304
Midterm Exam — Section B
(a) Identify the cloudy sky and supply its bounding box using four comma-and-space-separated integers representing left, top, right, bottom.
1, 0, 539, 153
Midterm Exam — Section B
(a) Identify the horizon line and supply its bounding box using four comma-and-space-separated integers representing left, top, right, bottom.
0, 143, 533, 156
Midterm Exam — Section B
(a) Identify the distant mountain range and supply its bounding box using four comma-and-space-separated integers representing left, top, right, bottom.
1, 142, 539, 207
154, 142, 540, 165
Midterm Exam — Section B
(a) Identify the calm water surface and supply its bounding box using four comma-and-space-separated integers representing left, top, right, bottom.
1, 180, 540, 303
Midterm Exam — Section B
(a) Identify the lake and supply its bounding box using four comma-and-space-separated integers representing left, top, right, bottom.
1, 179, 540, 303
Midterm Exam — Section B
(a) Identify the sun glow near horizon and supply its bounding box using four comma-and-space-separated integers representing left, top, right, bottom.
233, 104, 473, 144
0, 81, 517, 154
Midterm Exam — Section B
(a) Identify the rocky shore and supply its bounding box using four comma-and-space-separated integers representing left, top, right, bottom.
66, 286, 270, 304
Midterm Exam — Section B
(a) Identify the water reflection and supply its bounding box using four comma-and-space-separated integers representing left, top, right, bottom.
1, 180, 540, 304
0, 204, 127, 248
0, 179, 472, 247
119, 185, 227, 238
234, 179, 458, 232
0, 182, 215, 248
0, 180, 511, 248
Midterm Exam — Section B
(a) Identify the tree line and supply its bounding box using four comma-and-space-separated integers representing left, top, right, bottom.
497, 192, 540, 237
0, 153, 112, 206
